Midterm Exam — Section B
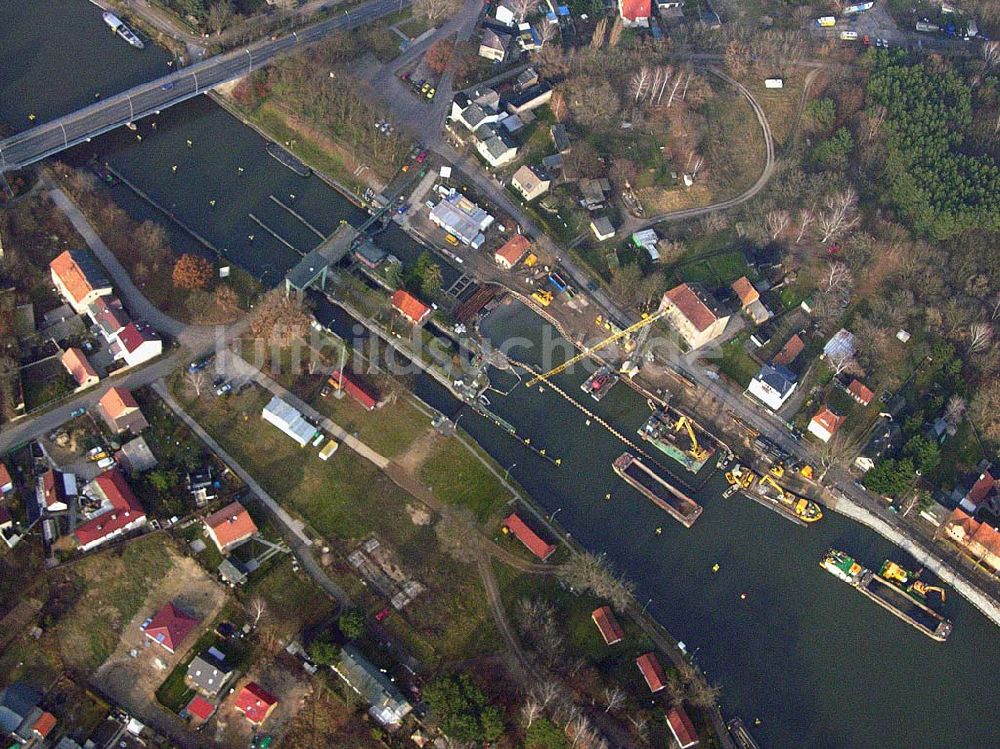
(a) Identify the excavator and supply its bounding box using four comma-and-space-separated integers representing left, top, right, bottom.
769, 462, 785, 479
674, 415, 710, 462
910, 580, 947, 602
881, 561, 947, 602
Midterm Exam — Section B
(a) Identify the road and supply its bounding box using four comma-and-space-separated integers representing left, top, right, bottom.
0, 0, 411, 173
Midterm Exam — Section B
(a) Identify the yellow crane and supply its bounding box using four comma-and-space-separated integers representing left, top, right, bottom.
674, 415, 710, 462
525, 309, 666, 387
910, 580, 946, 602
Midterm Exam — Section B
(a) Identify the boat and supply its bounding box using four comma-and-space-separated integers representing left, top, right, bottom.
266, 142, 311, 176
727, 718, 762, 749
102, 11, 144, 49
726, 464, 822, 526
637, 407, 715, 474
581, 366, 618, 402
820, 549, 953, 642
612, 452, 702, 528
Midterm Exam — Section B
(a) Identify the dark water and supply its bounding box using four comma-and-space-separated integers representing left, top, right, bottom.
3, 4, 999, 748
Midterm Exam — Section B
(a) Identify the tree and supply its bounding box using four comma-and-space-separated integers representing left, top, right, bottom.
250, 596, 267, 627
811, 127, 854, 170
818, 187, 860, 243
425, 39, 454, 75
603, 686, 625, 713
724, 39, 751, 78
971, 380, 1000, 442
863, 458, 916, 498
509, 0, 534, 21
944, 395, 967, 427
421, 262, 443, 298
207, 0, 234, 35
423, 674, 500, 743
817, 431, 861, 481
172, 253, 214, 290
795, 206, 816, 243
525, 717, 569, 749
557, 552, 634, 611
564, 77, 620, 128
904, 435, 940, 474
248, 289, 313, 341
308, 638, 340, 665
967, 322, 993, 354
609, 264, 643, 308
339, 609, 365, 640
766, 209, 791, 240
413, 0, 461, 23
214, 284, 240, 317
185, 369, 206, 397
520, 697, 542, 730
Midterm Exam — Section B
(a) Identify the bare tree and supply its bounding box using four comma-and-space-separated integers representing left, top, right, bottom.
795, 206, 815, 243
983, 40, 1000, 67
628, 714, 650, 743
412, 0, 461, 23
207, 0, 235, 35
865, 104, 889, 141
944, 395, 967, 427
631, 67, 652, 104
817, 431, 862, 480
608, 16, 623, 47
509, 0, 534, 21
185, 369, 206, 397
766, 209, 791, 240
603, 686, 626, 713
818, 187, 860, 243
820, 261, 853, 295
558, 551, 635, 610
826, 349, 854, 377
539, 21, 558, 48
533, 681, 561, 710
250, 597, 266, 628
520, 697, 542, 729
967, 322, 994, 354
589, 17, 607, 49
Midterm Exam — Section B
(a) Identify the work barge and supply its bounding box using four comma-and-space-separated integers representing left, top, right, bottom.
613, 452, 703, 528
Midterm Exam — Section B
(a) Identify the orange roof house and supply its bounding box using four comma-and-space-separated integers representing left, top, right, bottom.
808, 406, 845, 443
495, 234, 531, 270
0, 461, 13, 494
31, 711, 57, 740
143, 601, 200, 654
636, 652, 667, 693
944, 508, 1000, 572
502, 513, 556, 560
618, 0, 650, 25
773, 334, 805, 366
391, 290, 432, 325
665, 706, 699, 748
49, 249, 112, 313
234, 682, 278, 725
61, 347, 100, 389
731, 276, 760, 307
591, 606, 625, 645
97, 386, 149, 435
848, 379, 875, 406
73, 469, 146, 550
204, 501, 258, 553
659, 283, 730, 350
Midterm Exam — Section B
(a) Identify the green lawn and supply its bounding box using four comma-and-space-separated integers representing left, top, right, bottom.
715, 334, 759, 386
419, 436, 511, 523
309, 389, 432, 459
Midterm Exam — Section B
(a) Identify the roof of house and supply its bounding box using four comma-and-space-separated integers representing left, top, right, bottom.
591, 606, 625, 645
144, 601, 200, 652
664, 283, 722, 332
187, 653, 232, 693
116, 436, 157, 473
503, 82, 553, 110
966, 471, 998, 509
811, 406, 845, 436
773, 334, 805, 366
824, 328, 857, 360
50, 249, 110, 305
503, 513, 556, 560
74, 469, 145, 547
620, 0, 651, 20
512, 164, 548, 193
205, 501, 258, 549
186, 695, 215, 721
731, 276, 760, 307
90, 296, 130, 336
391, 290, 431, 323
754, 363, 797, 395
32, 711, 57, 738
665, 706, 698, 748
496, 234, 532, 266
848, 379, 875, 405
636, 652, 667, 692
234, 682, 278, 724
591, 215, 615, 235
334, 644, 413, 727
116, 322, 161, 354
99, 386, 139, 421
0, 461, 11, 488
61, 347, 98, 387
42, 469, 76, 508
0, 683, 41, 735
481, 28, 506, 51
947, 508, 1000, 556
481, 134, 516, 159
330, 370, 379, 410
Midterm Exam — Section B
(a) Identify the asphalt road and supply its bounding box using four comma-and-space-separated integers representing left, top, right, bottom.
0, 0, 411, 173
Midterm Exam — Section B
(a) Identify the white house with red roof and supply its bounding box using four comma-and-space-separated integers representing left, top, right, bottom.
808, 406, 845, 443
658, 283, 730, 350
204, 501, 258, 554
958, 470, 999, 517
619, 0, 651, 26
391, 290, 432, 326
49, 249, 113, 314
143, 601, 200, 654
61, 347, 100, 390
665, 706, 699, 748
98, 386, 149, 435
111, 322, 163, 367
74, 469, 146, 551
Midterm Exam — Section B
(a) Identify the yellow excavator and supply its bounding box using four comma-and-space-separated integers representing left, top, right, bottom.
769, 462, 785, 479
911, 580, 947, 602
758, 473, 786, 498
674, 415, 710, 462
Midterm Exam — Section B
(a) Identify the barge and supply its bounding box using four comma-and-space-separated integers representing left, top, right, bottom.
266, 142, 312, 176
638, 408, 715, 474
727, 718, 761, 749
102, 11, 144, 49
820, 549, 953, 642
725, 464, 822, 526
612, 452, 702, 528
581, 366, 619, 401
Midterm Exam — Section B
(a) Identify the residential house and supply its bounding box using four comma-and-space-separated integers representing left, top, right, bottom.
204, 501, 258, 553
495, 234, 532, 270
333, 644, 414, 728
494, 0, 517, 25
619, 0, 651, 27
516, 67, 540, 90
261, 395, 318, 447
515, 22, 541, 52
49, 249, 113, 314
479, 28, 508, 61
658, 283, 730, 350
957, 470, 999, 518
773, 334, 805, 366
184, 695, 216, 724
88, 296, 130, 340
579, 178, 610, 210
39, 469, 77, 512
500, 112, 526, 134
111, 322, 163, 367
747, 364, 798, 412
502, 513, 556, 560
234, 682, 278, 726
550, 123, 571, 153
0, 462, 12, 494
115, 436, 158, 473
823, 328, 857, 362
61, 347, 99, 390
27, 711, 57, 742
808, 406, 845, 443
503, 82, 553, 115
511, 165, 551, 201
943, 508, 1000, 572
0, 682, 41, 736
731, 276, 771, 324
391, 290, 432, 325
143, 601, 200, 654
591, 606, 624, 645
848, 379, 875, 407
635, 652, 667, 692
665, 707, 699, 748
657, 0, 682, 7
455, 101, 501, 132
429, 192, 494, 248
477, 132, 518, 167
74, 468, 146, 551
590, 215, 615, 241
541, 153, 564, 171
97, 386, 149, 435
186, 653, 233, 697
187, 466, 218, 507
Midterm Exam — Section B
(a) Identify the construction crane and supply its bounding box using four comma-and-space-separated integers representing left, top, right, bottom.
674, 415, 710, 462
525, 309, 666, 387
910, 580, 946, 602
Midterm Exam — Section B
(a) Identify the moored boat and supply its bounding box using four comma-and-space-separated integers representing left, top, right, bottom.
612, 452, 702, 528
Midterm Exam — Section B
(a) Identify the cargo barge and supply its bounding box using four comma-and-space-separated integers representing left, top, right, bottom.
637, 408, 715, 474
267, 142, 312, 176
581, 366, 619, 401
612, 452, 702, 528
724, 464, 822, 525
820, 549, 953, 642
727, 718, 761, 749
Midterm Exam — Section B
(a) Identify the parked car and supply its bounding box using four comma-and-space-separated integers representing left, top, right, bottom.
97, 456, 116, 470
415, 150, 427, 164
70, 407, 86, 418
375, 607, 391, 622
445, 234, 459, 246
188, 356, 212, 372
215, 382, 232, 396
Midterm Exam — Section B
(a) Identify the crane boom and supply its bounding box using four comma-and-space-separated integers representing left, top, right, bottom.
525, 309, 666, 387
674, 415, 710, 461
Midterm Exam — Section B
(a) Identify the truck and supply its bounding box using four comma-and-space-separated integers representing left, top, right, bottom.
815, 16, 836, 27
839, 30, 859, 40
915, 20, 940, 32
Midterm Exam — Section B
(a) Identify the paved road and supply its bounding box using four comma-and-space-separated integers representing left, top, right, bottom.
0, 0, 411, 173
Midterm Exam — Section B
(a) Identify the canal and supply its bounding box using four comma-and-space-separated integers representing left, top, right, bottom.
3, 4, 999, 748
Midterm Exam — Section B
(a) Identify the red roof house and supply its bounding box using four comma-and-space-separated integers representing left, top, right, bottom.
185, 695, 216, 722
502, 513, 556, 560
847, 379, 875, 406
234, 682, 278, 725
659, 283, 730, 349
0, 461, 12, 494
808, 406, 845, 443
204, 501, 258, 553
773, 334, 805, 366
61, 347, 100, 389
112, 322, 163, 367
49, 249, 112, 313
329, 369, 378, 410
959, 471, 999, 516
97, 386, 149, 435
636, 652, 667, 693
618, 0, 650, 25
591, 606, 624, 645
143, 601, 200, 654
31, 711, 57, 740
495, 234, 531, 270
665, 706, 699, 748
731, 276, 760, 307
391, 290, 432, 325
41, 469, 76, 512
74, 468, 146, 551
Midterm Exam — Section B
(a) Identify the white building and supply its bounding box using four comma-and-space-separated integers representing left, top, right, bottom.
746, 364, 798, 411
111, 322, 163, 367
476, 134, 518, 167
261, 395, 318, 447
429, 192, 494, 248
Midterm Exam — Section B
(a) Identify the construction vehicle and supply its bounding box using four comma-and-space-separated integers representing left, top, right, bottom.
911, 580, 946, 602
881, 561, 911, 584
531, 289, 553, 307
674, 415, 710, 462
759, 473, 785, 496
799, 463, 814, 480
769, 462, 785, 479
527, 309, 666, 387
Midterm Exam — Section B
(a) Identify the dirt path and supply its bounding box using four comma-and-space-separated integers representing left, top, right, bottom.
392, 427, 441, 475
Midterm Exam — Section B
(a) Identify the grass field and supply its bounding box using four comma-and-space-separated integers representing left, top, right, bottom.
715, 333, 759, 386
419, 436, 511, 523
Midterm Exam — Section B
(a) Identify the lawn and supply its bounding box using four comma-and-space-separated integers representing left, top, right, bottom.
419, 435, 511, 523
715, 334, 759, 386
308, 387, 432, 460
